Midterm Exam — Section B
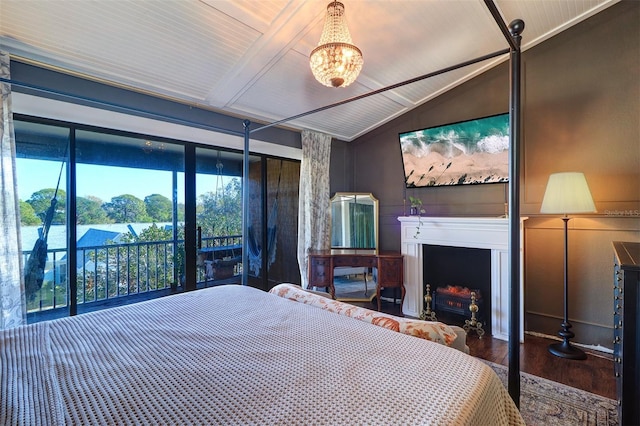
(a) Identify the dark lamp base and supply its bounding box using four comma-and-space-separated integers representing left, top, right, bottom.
548, 341, 587, 360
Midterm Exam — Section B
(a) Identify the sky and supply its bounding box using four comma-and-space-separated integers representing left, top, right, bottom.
16, 158, 235, 203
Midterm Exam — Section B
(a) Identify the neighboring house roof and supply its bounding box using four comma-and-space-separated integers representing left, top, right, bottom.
21, 223, 173, 251
77, 229, 120, 248
21, 223, 174, 272
74, 228, 121, 267
73, 225, 174, 269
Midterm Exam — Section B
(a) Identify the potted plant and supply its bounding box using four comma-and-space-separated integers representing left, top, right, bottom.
409, 196, 425, 216
408, 196, 426, 238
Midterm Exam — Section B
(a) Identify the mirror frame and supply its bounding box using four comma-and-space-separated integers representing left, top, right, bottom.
330, 192, 379, 250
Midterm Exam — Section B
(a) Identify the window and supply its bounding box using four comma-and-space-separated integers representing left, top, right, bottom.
16, 120, 69, 320
13, 116, 301, 323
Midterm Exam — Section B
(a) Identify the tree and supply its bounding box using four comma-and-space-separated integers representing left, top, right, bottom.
19, 200, 41, 225
77, 196, 110, 224
121, 222, 173, 243
144, 194, 173, 222
27, 188, 66, 225
176, 202, 185, 221
102, 194, 149, 223
197, 178, 242, 237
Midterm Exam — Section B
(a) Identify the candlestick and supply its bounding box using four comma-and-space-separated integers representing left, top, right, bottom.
403, 186, 407, 216
503, 183, 508, 218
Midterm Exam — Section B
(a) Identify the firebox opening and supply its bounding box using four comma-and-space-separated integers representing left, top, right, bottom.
423, 245, 492, 335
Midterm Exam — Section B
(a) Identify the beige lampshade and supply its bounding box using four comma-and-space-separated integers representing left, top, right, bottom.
540, 172, 596, 214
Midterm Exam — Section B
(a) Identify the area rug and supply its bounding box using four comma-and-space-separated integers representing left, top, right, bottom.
483, 361, 618, 426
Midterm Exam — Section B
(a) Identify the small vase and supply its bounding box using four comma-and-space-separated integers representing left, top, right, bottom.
410, 206, 419, 216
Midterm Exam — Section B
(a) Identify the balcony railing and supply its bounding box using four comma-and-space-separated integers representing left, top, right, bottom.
23, 235, 242, 317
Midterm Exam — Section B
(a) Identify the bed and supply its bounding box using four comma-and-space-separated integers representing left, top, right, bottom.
1, 284, 524, 425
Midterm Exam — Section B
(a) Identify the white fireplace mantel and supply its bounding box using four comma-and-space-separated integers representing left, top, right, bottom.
398, 216, 526, 341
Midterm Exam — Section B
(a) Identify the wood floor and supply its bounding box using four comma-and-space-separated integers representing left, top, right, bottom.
371, 299, 616, 400
466, 332, 616, 400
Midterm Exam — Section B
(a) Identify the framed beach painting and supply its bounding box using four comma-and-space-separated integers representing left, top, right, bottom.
399, 113, 509, 188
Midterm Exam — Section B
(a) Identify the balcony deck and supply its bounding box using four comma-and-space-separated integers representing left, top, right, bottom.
24, 235, 242, 323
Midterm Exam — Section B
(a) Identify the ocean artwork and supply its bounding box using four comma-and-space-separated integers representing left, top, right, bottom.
399, 113, 509, 187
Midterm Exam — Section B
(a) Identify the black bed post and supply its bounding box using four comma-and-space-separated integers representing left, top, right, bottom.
483, 0, 524, 406
242, 120, 251, 286
508, 19, 524, 408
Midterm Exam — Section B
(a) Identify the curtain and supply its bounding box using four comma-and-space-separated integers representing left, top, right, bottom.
297, 130, 331, 289
0, 52, 26, 329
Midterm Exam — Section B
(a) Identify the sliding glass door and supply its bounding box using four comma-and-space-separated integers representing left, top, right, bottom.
195, 148, 244, 286
13, 114, 301, 324
246, 157, 301, 289
15, 120, 70, 322
74, 130, 186, 314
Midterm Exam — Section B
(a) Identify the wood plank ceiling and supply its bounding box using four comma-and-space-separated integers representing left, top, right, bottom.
0, 0, 618, 141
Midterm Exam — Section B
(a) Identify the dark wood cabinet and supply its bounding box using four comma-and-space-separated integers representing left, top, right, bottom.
612, 241, 640, 426
308, 250, 403, 312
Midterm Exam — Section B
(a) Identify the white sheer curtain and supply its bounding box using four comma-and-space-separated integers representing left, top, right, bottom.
0, 52, 26, 329
297, 130, 332, 289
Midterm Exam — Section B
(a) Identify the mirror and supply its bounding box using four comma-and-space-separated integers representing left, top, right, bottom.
330, 192, 378, 250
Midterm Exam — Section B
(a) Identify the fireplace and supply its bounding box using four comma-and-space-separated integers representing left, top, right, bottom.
398, 216, 526, 341
430, 286, 486, 338
424, 245, 491, 335
433, 286, 483, 317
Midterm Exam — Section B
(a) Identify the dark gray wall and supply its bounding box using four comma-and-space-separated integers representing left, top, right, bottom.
346, 61, 511, 251
333, 1, 640, 348
329, 139, 353, 195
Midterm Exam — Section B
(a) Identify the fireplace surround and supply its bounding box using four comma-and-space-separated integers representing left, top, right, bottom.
398, 216, 526, 341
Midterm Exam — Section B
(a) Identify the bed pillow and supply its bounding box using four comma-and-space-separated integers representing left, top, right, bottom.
269, 283, 458, 347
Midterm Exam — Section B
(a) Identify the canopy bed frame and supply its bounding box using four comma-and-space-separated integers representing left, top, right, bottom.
1, 0, 525, 406
247, 1, 525, 404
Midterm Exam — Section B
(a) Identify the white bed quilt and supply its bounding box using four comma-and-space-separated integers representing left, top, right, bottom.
1, 285, 524, 425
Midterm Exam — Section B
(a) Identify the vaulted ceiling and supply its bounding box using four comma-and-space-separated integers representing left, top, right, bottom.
1, 0, 618, 141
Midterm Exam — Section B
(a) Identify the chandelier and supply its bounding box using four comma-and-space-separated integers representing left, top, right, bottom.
309, 1, 363, 88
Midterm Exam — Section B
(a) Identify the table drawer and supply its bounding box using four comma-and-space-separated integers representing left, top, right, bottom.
308, 258, 333, 287
333, 256, 377, 268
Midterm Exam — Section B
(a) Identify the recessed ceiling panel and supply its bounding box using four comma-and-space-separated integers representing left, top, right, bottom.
291, 91, 409, 141
230, 47, 371, 122
321, 0, 505, 89
1, 0, 261, 101
496, 0, 616, 48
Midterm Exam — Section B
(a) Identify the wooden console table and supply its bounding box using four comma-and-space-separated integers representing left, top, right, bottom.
308, 250, 404, 312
